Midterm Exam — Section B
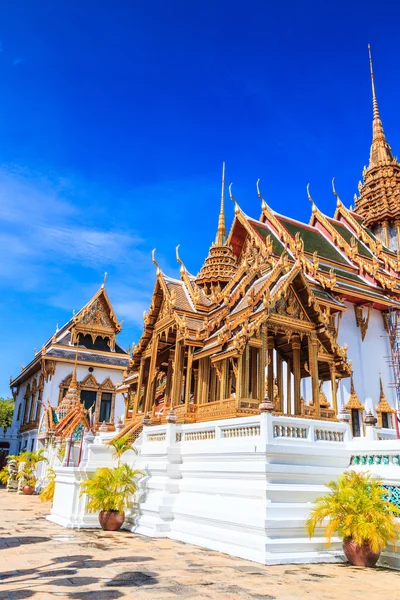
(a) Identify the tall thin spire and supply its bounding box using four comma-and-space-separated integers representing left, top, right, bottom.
367, 44, 393, 166
215, 162, 227, 246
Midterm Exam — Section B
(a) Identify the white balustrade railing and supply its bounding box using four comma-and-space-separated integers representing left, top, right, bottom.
147, 432, 166, 443
314, 429, 344, 442
221, 425, 260, 438
184, 430, 216, 442
142, 414, 351, 447
273, 424, 308, 439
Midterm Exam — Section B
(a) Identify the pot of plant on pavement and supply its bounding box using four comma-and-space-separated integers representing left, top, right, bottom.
306, 470, 400, 567
17, 449, 48, 495
79, 435, 143, 531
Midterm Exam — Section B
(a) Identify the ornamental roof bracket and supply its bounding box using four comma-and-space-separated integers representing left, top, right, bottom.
331, 177, 342, 209
306, 183, 317, 215
229, 183, 240, 215
354, 302, 373, 341
151, 248, 162, 277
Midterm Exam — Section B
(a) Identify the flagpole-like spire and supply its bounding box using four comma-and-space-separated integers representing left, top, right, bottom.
215, 162, 227, 246
367, 44, 393, 165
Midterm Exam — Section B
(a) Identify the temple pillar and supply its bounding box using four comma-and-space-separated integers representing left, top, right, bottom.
267, 335, 275, 404
198, 357, 209, 404
330, 363, 338, 416
237, 354, 244, 400
164, 349, 174, 408
144, 333, 159, 414
286, 360, 292, 415
134, 358, 145, 415
219, 359, 228, 401
292, 334, 301, 415
171, 339, 183, 406
258, 326, 267, 402
276, 353, 283, 413
250, 347, 258, 399
193, 366, 199, 403
184, 346, 194, 410
308, 332, 320, 417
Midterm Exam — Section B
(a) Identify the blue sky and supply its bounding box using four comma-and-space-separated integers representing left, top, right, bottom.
1, 1, 400, 396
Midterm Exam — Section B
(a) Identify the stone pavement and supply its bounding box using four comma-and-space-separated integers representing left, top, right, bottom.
0, 490, 399, 600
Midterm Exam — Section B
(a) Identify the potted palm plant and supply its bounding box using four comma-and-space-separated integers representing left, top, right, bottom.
79, 435, 143, 531
17, 449, 47, 495
306, 470, 400, 567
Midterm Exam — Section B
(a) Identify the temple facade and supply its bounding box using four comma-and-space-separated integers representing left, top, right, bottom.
117, 49, 400, 443
7, 285, 129, 455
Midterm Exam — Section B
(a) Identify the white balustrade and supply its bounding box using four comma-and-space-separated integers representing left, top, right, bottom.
147, 432, 166, 443
221, 425, 260, 438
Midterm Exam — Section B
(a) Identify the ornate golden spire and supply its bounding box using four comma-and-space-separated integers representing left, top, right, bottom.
376, 373, 396, 416
368, 44, 393, 167
195, 163, 237, 294
344, 372, 365, 411
215, 162, 226, 246
354, 46, 400, 247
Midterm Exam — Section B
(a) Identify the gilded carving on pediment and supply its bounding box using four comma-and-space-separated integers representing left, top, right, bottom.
81, 297, 114, 329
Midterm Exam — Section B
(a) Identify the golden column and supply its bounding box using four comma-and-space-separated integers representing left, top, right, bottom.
258, 326, 267, 402
134, 358, 145, 415
276, 354, 283, 413
244, 344, 250, 398
267, 335, 275, 404
193, 367, 199, 404
286, 359, 292, 415
144, 334, 159, 414
184, 346, 194, 410
308, 332, 320, 417
292, 334, 301, 415
329, 363, 338, 416
171, 339, 183, 407
164, 349, 174, 408
236, 353, 244, 404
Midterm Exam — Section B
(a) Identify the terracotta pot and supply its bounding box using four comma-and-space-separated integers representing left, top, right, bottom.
342, 537, 380, 567
22, 485, 35, 495
99, 510, 125, 531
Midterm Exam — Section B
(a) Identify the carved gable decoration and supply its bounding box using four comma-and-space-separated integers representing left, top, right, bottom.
80, 374, 99, 388
271, 287, 307, 321
100, 377, 115, 390
80, 296, 115, 330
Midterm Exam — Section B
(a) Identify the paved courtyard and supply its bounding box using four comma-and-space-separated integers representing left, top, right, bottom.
0, 490, 399, 600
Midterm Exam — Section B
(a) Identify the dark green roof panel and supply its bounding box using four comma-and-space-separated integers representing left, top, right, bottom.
277, 217, 348, 265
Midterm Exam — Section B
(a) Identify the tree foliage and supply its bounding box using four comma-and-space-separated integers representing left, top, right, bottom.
17, 449, 48, 488
0, 397, 14, 433
39, 468, 56, 503
306, 470, 400, 553
107, 435, 136, 467
80, 464, 143, 513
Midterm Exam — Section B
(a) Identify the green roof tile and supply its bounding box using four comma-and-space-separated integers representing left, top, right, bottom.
328, 220, 372, 258
277, 217, 349, 265
250, 222, 285, 255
